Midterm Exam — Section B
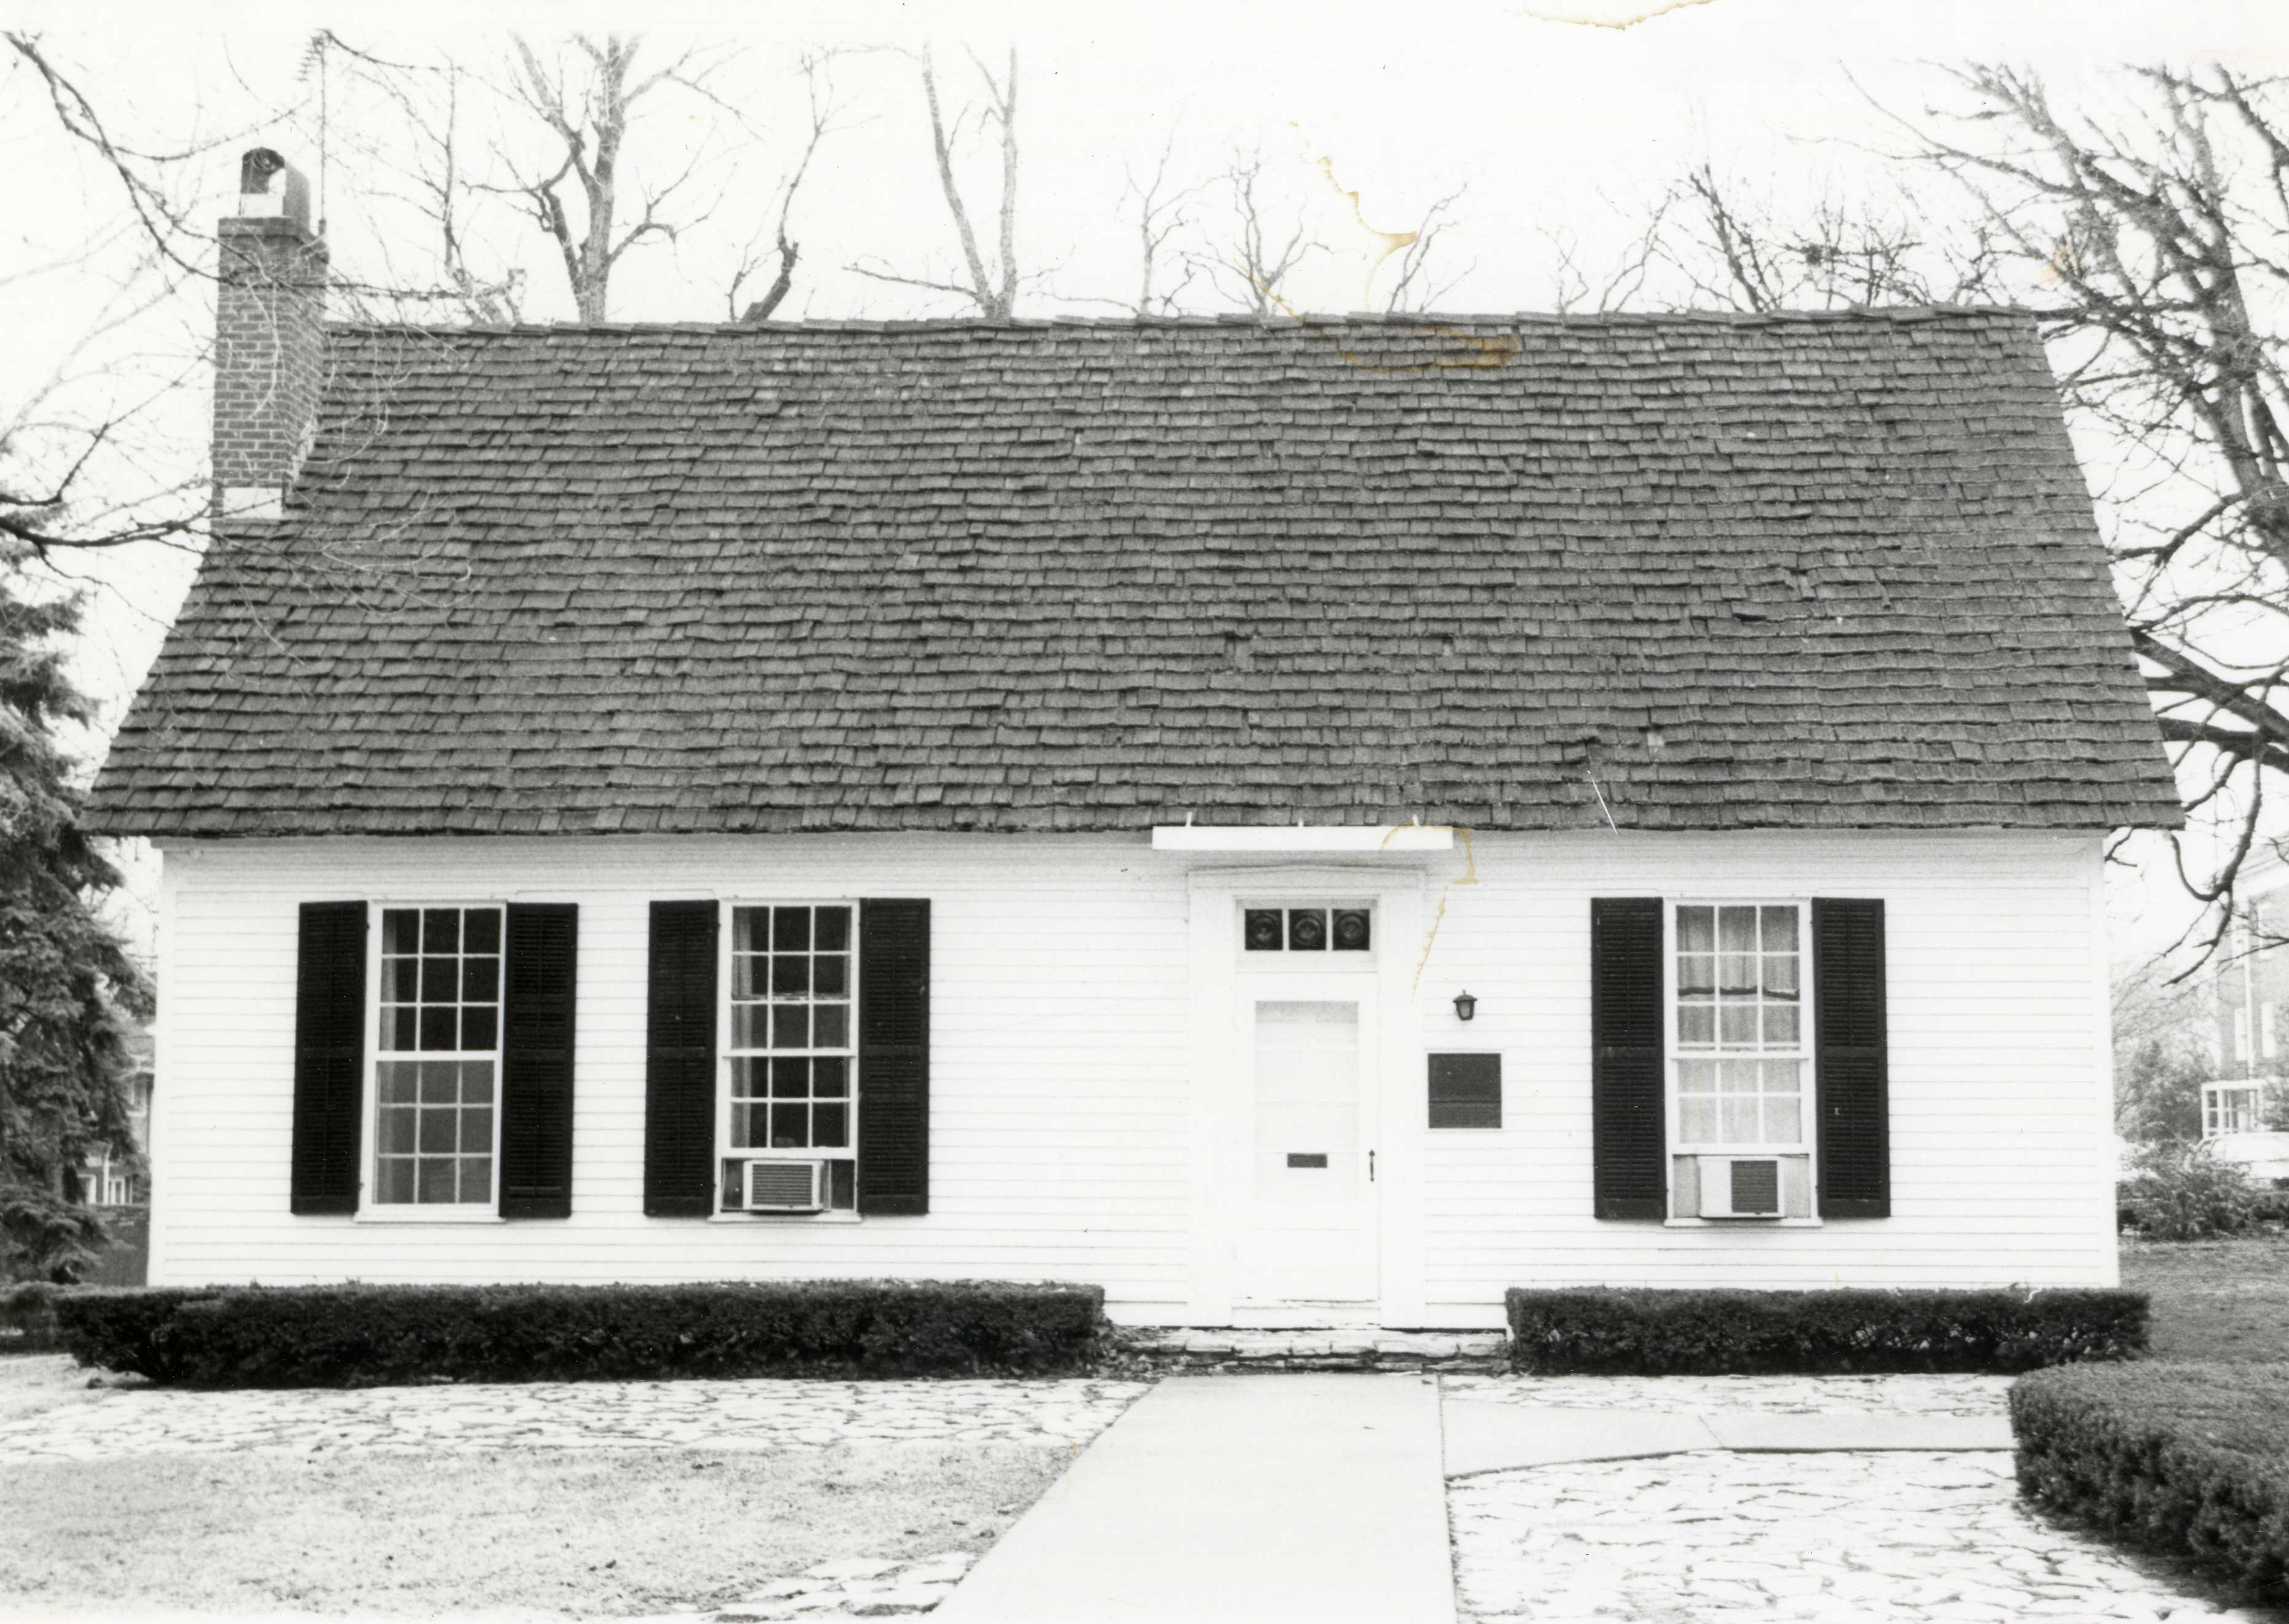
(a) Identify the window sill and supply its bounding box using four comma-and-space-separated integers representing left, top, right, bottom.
707, 1212, 863, 1224
1662, 1216, 1823, 1229
354, 1210, 506, 1224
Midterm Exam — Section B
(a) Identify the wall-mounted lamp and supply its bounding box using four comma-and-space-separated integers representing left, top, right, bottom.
1453, 990, 1478, 1022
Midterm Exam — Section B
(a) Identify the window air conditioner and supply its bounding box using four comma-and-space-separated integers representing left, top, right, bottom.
740, 1159, 826, 1213
1698, 1156, 1784, 1219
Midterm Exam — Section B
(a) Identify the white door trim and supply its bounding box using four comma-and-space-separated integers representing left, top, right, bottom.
1183, 865, 1429, 1326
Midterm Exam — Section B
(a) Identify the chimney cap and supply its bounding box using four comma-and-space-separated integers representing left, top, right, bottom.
233, 147, 311, 232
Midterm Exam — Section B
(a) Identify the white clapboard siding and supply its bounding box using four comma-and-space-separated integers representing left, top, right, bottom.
149, 829, 2113, 1325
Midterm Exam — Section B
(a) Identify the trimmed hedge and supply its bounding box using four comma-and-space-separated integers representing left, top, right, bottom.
2013, 1361, 2289, 1598
1505, 1286, 2148, 1375
0, 1283, 63, 1353
56, 1280, 1105, 1386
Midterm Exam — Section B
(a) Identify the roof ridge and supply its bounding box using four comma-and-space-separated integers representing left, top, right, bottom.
324, 305, 2039, 339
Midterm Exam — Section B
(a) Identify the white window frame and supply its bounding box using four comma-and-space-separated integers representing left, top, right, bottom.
359, 900, 507, 1222
1663, 897, 1819, 1226
1237, 901, 1380, 968
714, 898, 860, 1220
2204, 1080, 2264, 1139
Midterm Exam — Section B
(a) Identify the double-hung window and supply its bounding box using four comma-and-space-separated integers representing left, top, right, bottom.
721, 903, 858, 1212
1671, 901, 1812, 1216
372, 905, 502, 1211
2204, 1081, 2263, 1138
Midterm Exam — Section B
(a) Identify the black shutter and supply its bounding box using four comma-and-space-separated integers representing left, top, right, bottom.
645, 901, 718, 1217
1814, 898, 1890, 1219
1591, 897, 1666, 1221
500, 903, 578, 1219
290, 901, 367, 1215
858, 898, 931, 1216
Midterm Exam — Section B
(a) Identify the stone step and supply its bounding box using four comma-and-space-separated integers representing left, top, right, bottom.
1111, 1327, 1512, 1373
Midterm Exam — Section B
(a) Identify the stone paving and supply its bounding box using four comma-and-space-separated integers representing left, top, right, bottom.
624, 1551, 982, 1622
1442, 1371, 2015, 1418
1450, 1450, 2275, 1623
0, 1359, 1147, 1463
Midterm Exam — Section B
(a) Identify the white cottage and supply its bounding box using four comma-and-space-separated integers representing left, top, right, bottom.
90, 155, 2182, 1329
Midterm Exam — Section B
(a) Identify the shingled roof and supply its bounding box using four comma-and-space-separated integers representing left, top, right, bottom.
90, 311, 2181, 837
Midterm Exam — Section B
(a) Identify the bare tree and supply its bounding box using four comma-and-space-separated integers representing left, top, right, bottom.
850, 47, 1020, 317
1122, 133, 1198, 317
495, 34, 728, 322
731, 53, 847, 322
1644, 69, 2289, 963
1194, 148, 1319, 317
1382, 187, 1472, 313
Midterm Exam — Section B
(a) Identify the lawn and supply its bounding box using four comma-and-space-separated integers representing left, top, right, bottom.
2121, 1229, 2289, 1362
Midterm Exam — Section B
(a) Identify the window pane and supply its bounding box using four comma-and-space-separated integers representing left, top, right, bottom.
828, 1161, 857, 1210
378, 1159, 416, 1203
462, 958, 500, 1003
1676, 907, 1714, 954
461, 1157, 491, 1205
1679, 1098, 1719, 1143
731, 1102, 764, 1147
461, 1108, 493, 1152
1762, 1004, 1800, 1046
772, 1004, 810, 1047
729, 1057, 766, 1099
379, 1062, 418, 1105
1719, 907, 1757, 954
813, 956, 849, 997
733, 955, 766, 998
772, 955, 812, 997
421, 956, 457, 1001
461, 1007, 497, 1052
1677, 1060, 1716, 1093
769, 1104, 809, 1148
379, 1107, 416, 1152
1677, 955, 1714, 996
1718, 954, 1757, 995
731, 1004, 768, 1049
771, 1057, 810, 1097
1720, 1059, 1756, 1090
422, 909, 461, 953
418, 1006, 456, 1051
384, 1008, 419, 1050
1766, 956, 1800, 999
1762, 1060, 1801, 1094
1722, 1096, 1760, 1141
813, 1104, 849, 1147
1719, 1004, 1757, 1046
814, 1057, 849, 1097
813, 1003, 850, 1048
1244, 909, 1284, 952
419, 1063, 456, 1103
1286, 909, 1328, 951
382, 909, 421, 955
383, 958, 420, 1001
774, 907, 812, 952
815, 908, 850, 951
418, 1109, 456, 1153
1764, 1097, 1801, 1142
1760, 906, 1797, 952
463, 911, 500, 954
418, 1159, 458, 1203
733, 907, 767, 954
1332, 909, 1372, 951
1679, 1005, 1714, 1046
461, 1062, 494, 1105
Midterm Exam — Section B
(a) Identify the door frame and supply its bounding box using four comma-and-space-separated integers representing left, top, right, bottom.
1183, 865, 1429, 1327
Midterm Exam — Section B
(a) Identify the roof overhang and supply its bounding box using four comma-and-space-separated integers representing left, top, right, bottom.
1149, 824, 1455, 854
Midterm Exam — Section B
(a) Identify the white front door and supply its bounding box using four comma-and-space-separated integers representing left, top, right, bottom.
1234, 976, 1380, 1315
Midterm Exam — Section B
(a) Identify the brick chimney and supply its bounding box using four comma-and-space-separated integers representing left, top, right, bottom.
214, 148, 326, 523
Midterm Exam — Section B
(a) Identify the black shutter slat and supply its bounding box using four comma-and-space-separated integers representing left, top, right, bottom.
1815, 898, 1890, 1219
291, 901, 367, 1215
1591, 897, 1666, 1221
858, 898, 931, 1217
500, 903, 578, 1219
644, 901, 718, 1218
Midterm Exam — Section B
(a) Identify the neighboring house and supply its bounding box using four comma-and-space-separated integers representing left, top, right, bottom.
2203, 847, 2289, 1183
80, 1029, 155, 1209
86, 153, 2183, 1329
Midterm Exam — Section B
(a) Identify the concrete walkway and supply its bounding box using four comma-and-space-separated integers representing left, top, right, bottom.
933, 1374, 1456, 1624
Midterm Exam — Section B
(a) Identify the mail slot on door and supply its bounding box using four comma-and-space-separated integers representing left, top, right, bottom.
1286, 1152, 1329, 1168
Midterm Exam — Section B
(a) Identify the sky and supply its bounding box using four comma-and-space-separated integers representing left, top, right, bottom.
5, 0, 2287, 969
